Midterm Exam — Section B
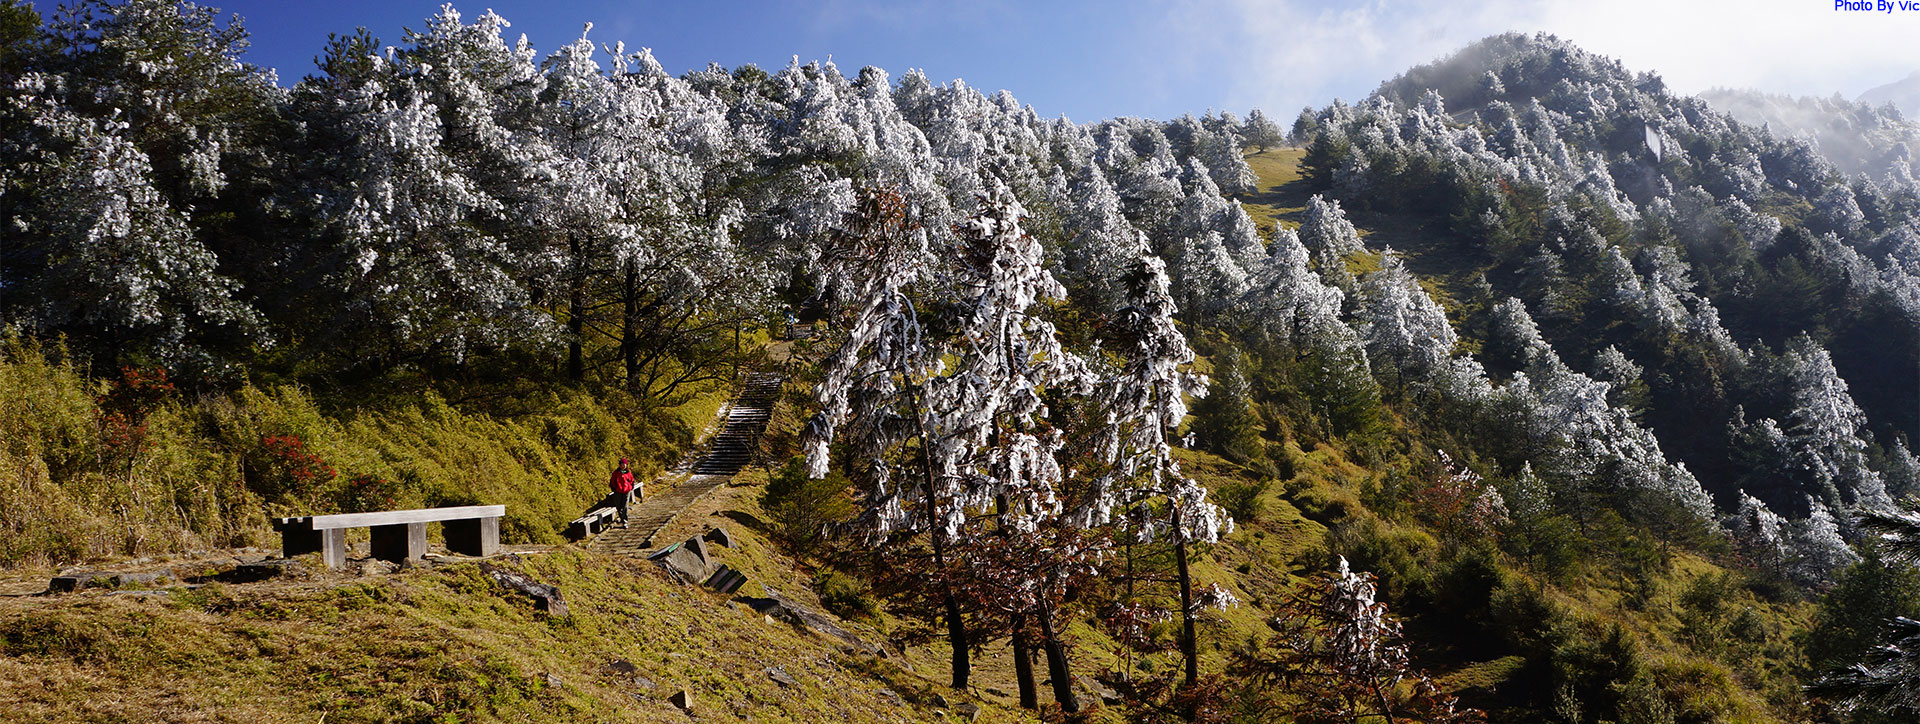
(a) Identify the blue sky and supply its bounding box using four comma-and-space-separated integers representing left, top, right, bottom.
202, 0, 1919, 122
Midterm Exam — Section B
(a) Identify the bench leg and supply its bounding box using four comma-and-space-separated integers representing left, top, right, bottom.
282, 526, 347, 570
370, 522, 427, 563
445, 516, 499, 557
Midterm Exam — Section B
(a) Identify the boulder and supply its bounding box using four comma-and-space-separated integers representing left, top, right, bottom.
1081, 674, 1122, 704
648, 537, 712, 584
357, 559, 399, 577
767, 666, 797, 688
47, 571, 109, 593
111, 569, 174, 587
668, 688, 695, 714
735, 587, 880, 655
229, 559, 302, 583
702, 526, 735, 548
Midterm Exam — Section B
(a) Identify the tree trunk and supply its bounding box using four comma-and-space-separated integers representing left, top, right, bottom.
566, 232, 584, 382
622, 259, 639, 392
997, 491, 1037, 709
1012, 612, 1037, 709
1175, 508, 1199, 690
1038, 604, 1080, 712
911, 385, 969, 690
943, 589, 969, 690
1371, 679, 1399, 724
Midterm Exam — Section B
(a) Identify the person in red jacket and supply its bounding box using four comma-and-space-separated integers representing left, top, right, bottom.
609, 458, 638, 527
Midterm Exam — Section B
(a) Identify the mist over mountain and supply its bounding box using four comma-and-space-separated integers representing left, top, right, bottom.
1697, 87, 1918, 181
1859, 70, 1920, 118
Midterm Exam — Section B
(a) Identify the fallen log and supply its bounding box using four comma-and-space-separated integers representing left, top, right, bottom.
479, 562, 569, 617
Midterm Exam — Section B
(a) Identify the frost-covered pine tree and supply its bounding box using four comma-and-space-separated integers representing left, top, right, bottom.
1356, 248, 1456, 393
802, 178, 1085, 693
2, 0, 280, 372
1236, 226, 1349, 351
285, 9, 556, 363
1887, 439, 1920, 501
1083, 255, 1227, 690
1167, 231, 1249, 317
1197, 126, 1257, 194
41, 0, 283, 205
535, 27, 632, 380
1060, 165, 1148, 307
1244, 108, 1286, 152
1300, 194, 1367, 295
1786, 498, 1858, 585
1779, 336, 1890, 510
2, 72, 261, 372
1726, 491, 1788, 569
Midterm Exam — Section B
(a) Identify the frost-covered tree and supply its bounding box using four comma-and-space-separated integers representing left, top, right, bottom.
1167, 231, 1249, 317
1081, 255, 1225, 690
803, 179, 1086, 693
1779, 336, 1890, 510
40, 0, 283, 204
1, 0, 279, 372
1236, 226, 1350, 351
1787, 498, 1859, 585
1887, 440, 1920, 501
1590, 345, 1650, 415
1244, 108, 1285, 152
1356, 248, 1456, 392
1197, 126, 1257, 194
1233, 557, 1480, 723
1727, 490, 1788, 569
1059, 164, 1148, 307
1299, 194, 1366, 294
2, 72, 261, 371
283, 11, 555, 365
535, 28, 631, 380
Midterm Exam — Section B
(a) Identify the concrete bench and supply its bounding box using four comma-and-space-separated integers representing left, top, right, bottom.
273, 505, 504, 570
566, 507, 619, 541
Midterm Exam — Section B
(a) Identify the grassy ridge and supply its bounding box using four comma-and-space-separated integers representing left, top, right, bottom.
0, 546, 1021, 723
0, 336, 732, 569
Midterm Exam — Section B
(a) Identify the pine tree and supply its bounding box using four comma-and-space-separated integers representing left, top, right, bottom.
2, 73, 261, 371
1244, 108, 1285, 152
1300, 194, 1366, 295
1356, 248, 1456, 393
1190, 347, 1264, 465
1083, 255, 1229, 698
284, 9, 555, 365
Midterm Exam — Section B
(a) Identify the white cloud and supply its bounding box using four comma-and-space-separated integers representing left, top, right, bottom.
1197, 0, 1920, 116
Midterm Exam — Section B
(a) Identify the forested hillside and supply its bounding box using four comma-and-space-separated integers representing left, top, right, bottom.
4, 2, 1920, 722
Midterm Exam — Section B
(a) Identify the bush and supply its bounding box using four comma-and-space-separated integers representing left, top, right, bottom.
1324, 517, 1437, 602
761, 457, 854, 558
1287, 481, 1361, 526
337, 474, 403, 513
813, 569, 879, 620
247, 433, 336, 503
1214, 479, 1269, 526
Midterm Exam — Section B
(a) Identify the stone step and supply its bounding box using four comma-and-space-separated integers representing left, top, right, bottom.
589, 371, 786, 556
